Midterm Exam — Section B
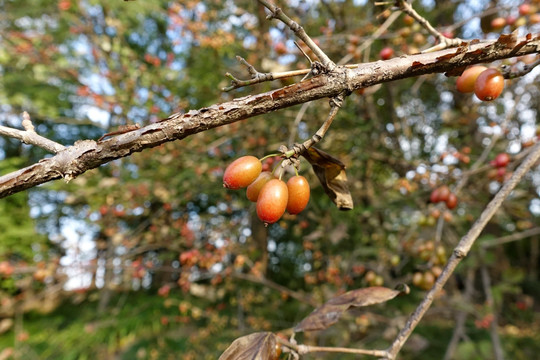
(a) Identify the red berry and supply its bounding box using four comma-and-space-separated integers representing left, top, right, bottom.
456, 65, 487, 93
256, 179, 288, 224
519, 3, 531, 16
506, 15, 517, 26
246, 171, 275, 202
437, 186, 450, 203
490, 17, 506, 29
493, 153, 510, 168
379, 47, 394, 60
223, 156, 262, 189
430, 188, 440, 203
274, 42, 287, 55
474, 68, 504, 101
446, 193, 458, 210
441, 30, 454, 39
286, 175, 310, 214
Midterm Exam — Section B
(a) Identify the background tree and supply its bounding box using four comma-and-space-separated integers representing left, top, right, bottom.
0, 0, 539, 359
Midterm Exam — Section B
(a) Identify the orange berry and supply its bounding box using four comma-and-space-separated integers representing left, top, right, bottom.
456, 65, 487, 93
223, 156, 262, 189
256, 179, 288, 224
246, 172, 275, 202
286, 175, 310, 214
474, 68, 504, 101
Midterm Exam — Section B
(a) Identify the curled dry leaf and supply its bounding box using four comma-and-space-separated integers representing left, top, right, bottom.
219, 332, 278, 360
302, 147, 353, 210
294, 286, 407, 332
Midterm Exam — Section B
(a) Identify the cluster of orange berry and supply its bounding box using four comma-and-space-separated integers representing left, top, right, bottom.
456, 65, 504, 101
223, 156, 310, 224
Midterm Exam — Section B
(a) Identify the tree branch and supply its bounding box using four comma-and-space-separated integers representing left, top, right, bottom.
277, 337, 388, 358
0, 112, 65, 153
481, 227, 540, 249
385, 140, 540, 359
479, 250, 505, 360
502, 56, 540, 79
0, 34, 538, 198
395, 0, 464, 52
258, 0, 336, 70
232, 272, 317, 307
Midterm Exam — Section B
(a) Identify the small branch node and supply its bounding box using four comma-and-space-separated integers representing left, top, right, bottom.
297, 345, 309, 355
453, 249, 467, 259
329, 93, 345, 108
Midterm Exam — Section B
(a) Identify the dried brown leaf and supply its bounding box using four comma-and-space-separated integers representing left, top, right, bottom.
219, 332, 277, 360
328, 286, 402, 307
302, 147, 353, 210
294, 286, 407, 332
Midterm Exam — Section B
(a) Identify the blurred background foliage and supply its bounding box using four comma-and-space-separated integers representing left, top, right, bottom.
0, 0, 539, 359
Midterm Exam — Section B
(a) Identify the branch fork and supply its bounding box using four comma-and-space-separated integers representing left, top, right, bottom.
279, 91, 347, 169
395, 0, 464, 52
0, 112, 65, 154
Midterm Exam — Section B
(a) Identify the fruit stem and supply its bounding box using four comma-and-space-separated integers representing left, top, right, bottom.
283, 149, 296, 158
271, 162, 283, 177
260, 153, 280, 162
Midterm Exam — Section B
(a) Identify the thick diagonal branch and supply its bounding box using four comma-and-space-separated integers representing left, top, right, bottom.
0, 35, 538, 198
385, 140, 540, 359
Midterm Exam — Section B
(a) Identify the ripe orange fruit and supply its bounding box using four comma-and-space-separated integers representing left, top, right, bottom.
256, 179, 288, 224
456, 65, 487, 93
246, 171, 275, 202
223, 156, 262, 189
474, 68, 504, 101
286, 175, 310, 214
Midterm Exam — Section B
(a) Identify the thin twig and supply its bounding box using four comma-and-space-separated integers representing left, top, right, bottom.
232, 272, 317, 307
222, 56, 311, 92
281, 92, 346, 165
396, 0, 463, 52
479, 250, 505, 360
443, 267, 475, 360
277, 337, 388, 358
447, 6, 509, 33
287, 102, 312, 147
386, 141, 540, 359
501, 57, 540, 79
0, 112, 65, 154
338, 10, 401, 65
258, 0, 336, 70
481, 227, 540, 249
